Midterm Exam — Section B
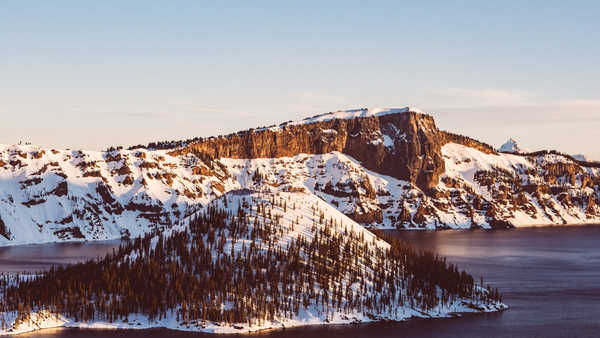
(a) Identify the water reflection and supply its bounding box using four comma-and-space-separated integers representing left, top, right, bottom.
3, 225, 600, 337
0, 240, 125, 273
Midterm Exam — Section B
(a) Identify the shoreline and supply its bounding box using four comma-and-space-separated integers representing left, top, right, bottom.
2, 303, 509, 336
376, 222, 600, 231
2, 223, 600, 249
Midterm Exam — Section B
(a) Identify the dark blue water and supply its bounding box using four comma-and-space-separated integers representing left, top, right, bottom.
8, 226, 600, 338
0, 240, 124, 273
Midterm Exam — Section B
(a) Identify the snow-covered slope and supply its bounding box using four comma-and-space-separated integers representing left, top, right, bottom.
0, 144, 231, 245
441, 143, 600, 226
0, 190, 506, 335
223, 147, 600, 229
0, 107, 599, 245
281, 107, 425, 128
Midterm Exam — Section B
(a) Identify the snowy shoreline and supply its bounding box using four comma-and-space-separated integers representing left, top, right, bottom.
0, 301, 508, 336
0, 191, 508, 336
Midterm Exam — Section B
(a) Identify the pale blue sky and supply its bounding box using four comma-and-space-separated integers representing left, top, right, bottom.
1, 1, 599, 159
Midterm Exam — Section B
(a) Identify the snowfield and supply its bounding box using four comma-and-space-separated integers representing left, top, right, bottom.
442, 143, 600, 226
260, 107, 425, 132
0, 135, 599, 246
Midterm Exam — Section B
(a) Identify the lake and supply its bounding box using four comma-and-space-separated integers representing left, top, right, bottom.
0, 240, 124, 274
6, 225, 600, 338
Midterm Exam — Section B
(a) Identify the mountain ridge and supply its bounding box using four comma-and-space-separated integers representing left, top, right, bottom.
0, 106, 599, 245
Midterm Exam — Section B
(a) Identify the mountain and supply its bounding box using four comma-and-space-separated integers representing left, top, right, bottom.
498, 138, 529, 154
0, 190, 505, 334
0, 107, 599, 246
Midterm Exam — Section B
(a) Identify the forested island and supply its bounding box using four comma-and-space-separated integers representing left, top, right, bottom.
0, 191, 505, 334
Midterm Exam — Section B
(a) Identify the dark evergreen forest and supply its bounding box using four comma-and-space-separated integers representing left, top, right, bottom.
0, 193, 501, 330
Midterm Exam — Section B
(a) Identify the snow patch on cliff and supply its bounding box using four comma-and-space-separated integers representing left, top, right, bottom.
285, 107, 425, 127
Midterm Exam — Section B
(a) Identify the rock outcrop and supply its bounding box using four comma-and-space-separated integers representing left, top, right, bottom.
0, 106, 599, 245
171, 108, 446, 190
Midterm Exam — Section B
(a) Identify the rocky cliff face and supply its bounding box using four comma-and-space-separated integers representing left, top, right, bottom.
171, 108, 446, 190
0, 107, 598, 245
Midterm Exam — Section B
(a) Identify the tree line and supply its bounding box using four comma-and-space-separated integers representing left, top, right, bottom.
0, 194, 501, 330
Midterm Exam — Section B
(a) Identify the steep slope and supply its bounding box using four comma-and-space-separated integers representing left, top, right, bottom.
0, 107, 599, 245
440, 144, 600, 226
0, 144, 231, 245
0, 191, 505, 335
220, 148, 600, 229
169, 107, 447, 191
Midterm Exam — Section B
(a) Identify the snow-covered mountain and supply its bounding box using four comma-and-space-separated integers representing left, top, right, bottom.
498, 138, 529, 154
1, 107, 599, 246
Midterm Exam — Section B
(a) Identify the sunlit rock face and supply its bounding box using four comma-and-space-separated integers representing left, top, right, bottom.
172, 108, 447, 191
0, 107, 599, 245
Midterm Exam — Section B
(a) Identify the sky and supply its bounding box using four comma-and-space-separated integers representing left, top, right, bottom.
1, 1, 599, 159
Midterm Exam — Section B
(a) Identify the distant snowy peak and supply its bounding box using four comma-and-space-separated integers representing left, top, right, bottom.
498, 138, 529, 154
282, 106, 426, 128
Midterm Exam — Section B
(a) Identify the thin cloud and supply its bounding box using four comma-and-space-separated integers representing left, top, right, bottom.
161, 101, 255, 117
429, 88, 600, 123
431, 88, 534, 107
121, 112, 165, 118
292, 91, 348, 107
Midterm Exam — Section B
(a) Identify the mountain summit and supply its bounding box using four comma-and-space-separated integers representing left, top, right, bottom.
0, 106, 599, 246
498, 138, 529, 154
280, 106, 426, 127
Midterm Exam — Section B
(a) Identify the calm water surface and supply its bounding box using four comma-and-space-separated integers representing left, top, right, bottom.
0, 240, 124, 273
10, 225, 600, 338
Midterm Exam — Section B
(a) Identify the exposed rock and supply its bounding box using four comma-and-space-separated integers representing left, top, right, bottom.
51, 181, 68, 197
22, 198, 46, 208
0, 216, 10, 240
121, 175, 134, 185
1, 107, 599, 245
31, 150, 45, 159
171, 110, 446, 190
20, 177, 43, 188
347, 208, 382, 224
113, 165, 132, 176
53, 227, 85, 239
139, 161, 158, 169
442, 132, 497, 154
